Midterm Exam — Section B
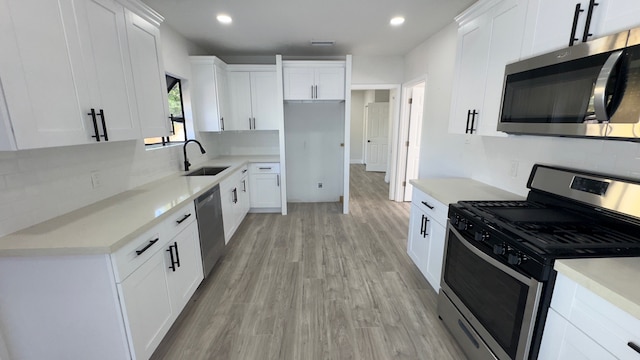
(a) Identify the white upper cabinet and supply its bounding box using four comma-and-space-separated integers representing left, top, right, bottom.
227, 66, 280, 131
0, 0, 168, 150
449, 0, 528, 136
125, 9, 170, 139
190, 57, 228, 132
283, 62, 345, 100
522, 0, 640, 59
0, 0, 137, 149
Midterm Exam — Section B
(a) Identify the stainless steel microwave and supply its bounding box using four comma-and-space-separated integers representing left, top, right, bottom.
498, 27, 640, 140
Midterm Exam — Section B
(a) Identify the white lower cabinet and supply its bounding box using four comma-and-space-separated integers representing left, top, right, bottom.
220, 165, 250, 244
540, 273, 640, 359
119, 248, 173, 360
249, 163, 282, 210
0, 203, 203, 360
407, 188, 448, 292
119, 221, 202, 360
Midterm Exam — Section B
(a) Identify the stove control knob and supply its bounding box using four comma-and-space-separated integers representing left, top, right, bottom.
507, 252, 522, 265
493, 243, 505, 255
474, 231, 488, 242
457, 219, 468, 231
450, 215, 460, 227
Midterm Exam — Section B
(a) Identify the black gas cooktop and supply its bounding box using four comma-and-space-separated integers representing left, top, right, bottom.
455, 199, 640, 258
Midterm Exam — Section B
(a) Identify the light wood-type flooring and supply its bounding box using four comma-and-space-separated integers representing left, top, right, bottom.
151, 165, 465, 360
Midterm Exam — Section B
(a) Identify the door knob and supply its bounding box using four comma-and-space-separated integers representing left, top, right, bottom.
367, 140, 371, 142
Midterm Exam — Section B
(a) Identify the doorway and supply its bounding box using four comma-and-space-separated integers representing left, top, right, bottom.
394, 79, 426, 202
350, 85, 401, 200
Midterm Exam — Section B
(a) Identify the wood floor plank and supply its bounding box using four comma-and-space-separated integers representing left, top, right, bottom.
151, 165, 464, 360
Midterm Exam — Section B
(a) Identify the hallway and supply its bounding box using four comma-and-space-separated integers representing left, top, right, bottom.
151, 164, 464, 359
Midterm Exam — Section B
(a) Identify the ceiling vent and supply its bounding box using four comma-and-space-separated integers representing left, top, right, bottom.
310, 40, 335, 46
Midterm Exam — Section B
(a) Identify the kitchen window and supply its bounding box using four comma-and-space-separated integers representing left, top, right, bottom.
144, 75, 187, 146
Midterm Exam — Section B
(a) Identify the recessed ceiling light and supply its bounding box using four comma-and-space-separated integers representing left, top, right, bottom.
390, 16, 405, 26
217, 14, 232, 24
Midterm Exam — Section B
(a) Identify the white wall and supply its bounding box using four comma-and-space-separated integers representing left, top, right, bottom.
203, 131, 280, 156
350, 91, 365, 163
404, 23, 472, 180
405, 22, 640, 197
284, 103, 344, 202
352, 56, 404, 85
0, 23, 210, 237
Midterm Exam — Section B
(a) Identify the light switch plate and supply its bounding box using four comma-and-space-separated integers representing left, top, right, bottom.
91, 171, 102, 189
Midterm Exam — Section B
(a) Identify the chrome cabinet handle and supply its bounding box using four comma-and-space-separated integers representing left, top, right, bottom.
277, 174, 280, 186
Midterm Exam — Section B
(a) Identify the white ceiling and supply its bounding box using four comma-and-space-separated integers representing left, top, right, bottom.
141, 0, 477, 57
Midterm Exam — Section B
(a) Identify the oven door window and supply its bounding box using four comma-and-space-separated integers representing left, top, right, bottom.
443, 230, 530, 359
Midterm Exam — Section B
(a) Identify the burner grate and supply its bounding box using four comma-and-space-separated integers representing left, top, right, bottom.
517, 223, 640, 250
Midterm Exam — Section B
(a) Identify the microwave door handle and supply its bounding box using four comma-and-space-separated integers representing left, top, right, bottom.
594, 50, 624, 122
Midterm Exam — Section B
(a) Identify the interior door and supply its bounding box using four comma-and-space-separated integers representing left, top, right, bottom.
365, 102, 390, 172
404, 83, 425, 201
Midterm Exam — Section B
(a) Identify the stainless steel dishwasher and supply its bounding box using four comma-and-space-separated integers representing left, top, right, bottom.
195, 185, 225, 277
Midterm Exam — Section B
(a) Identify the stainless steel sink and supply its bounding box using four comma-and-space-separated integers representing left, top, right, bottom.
185, 166, 229, 176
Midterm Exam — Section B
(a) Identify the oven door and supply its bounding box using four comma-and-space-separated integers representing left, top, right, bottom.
439, 224, 542, 360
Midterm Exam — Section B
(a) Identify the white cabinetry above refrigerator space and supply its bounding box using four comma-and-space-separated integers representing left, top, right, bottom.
227, 66, 280, 131
283, 62, 345, 100
449, 0, 527, 137
0, 0, 169, 150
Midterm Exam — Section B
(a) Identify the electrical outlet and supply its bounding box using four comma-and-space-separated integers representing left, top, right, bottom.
510, 161, 519, 178
91, 171, 102, 189
318, 182, 323, 189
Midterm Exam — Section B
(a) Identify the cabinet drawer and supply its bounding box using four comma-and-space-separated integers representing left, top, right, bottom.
165, 202, 196, 240
111, 224, 168, 283
551, 273, 640, 359
249, 162, 280, 174
411, 189, 448, 226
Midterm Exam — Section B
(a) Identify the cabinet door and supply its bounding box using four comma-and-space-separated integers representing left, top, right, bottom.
227, 71, 253, 130
191, 62, 222, 132
0, 0, 93, 149
165, 222, 203, 315
250, 72, 280, 130
449, 15, 491, 135
521, 0, 590, 58
540, 309, 616, 360
283, 67, 315, 100
593, 0, 640, 38
407, 205, 429, 276
220, 177, 237, 244
215, 64, 230, 131
79, 0, 139, 141
239, 176, 251, 218
315, 67, 345, 100
126, 10, 171, 139
249, 173, 282, 208
119, 249, 173, 360
425, 221, 446, 292
477, 0, 527, 136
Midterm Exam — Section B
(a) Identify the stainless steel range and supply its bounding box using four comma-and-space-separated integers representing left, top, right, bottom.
438, 164, 640, 360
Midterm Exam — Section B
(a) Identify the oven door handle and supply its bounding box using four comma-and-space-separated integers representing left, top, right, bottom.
448, 224, 536, 285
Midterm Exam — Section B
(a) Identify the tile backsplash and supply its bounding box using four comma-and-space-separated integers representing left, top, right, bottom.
0, 140, 211, 237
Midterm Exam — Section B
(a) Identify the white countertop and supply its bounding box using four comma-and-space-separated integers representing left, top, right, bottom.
409, 178, 524, 205
0, 155, 279, 257
555, 258, 640, 320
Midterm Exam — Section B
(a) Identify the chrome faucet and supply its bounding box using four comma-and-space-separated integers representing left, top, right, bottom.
183, 139, 206, 171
